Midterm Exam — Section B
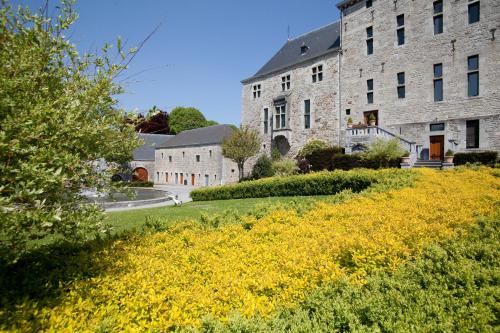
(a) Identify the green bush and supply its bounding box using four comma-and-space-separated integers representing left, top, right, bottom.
127, 181, 154, 187
194, 213, 500, 332
454, 151, 498, 166
272, 158, 299, 177
191, 169, 387, 201
251, 155, 275, 180
305, 147, 344, 171
363, 138, 406, 167
332, 154, 400, 170
297, 139, 329, 158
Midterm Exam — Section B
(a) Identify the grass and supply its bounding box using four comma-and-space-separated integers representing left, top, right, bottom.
105, 195, 334, 234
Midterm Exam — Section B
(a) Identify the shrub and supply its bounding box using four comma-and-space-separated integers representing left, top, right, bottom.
272, 158, 299, 177
190, 169, 383, 201
363, 138, 406, 167
297, 139, 329, 158
445, 149, 454, 156
127, 181, 154, 187
305, 147, 344, 171
331, 154, 400, 170
296, 157, 311, 174
271, 148, 281, 162
251, 155, 275, 180
454, 151, 498, 166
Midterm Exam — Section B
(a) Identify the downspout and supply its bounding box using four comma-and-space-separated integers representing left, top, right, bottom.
338, 9, 343, 147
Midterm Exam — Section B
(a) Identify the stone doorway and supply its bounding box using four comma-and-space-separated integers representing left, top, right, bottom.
273, 135, 290, 156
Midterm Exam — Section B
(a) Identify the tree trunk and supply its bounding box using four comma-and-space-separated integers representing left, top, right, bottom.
238, 162, 244, 180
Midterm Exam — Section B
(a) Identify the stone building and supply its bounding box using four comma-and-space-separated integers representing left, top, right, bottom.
130, 133, 173, 182
154, 125, 239, 187
242, 0, 499, 165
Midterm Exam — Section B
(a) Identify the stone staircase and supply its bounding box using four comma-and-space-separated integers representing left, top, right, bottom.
412, 160, 443, 169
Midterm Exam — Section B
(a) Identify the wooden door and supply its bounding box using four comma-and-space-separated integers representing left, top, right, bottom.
133, 168, 148, 182
191, 174, 195, 186
180, 173, 184, 184
430, 135, 444, 161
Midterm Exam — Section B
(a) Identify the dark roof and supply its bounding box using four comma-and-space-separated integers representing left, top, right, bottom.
157, 124, 234, 149
133, 133, 173, 160
242, 21, 341, 83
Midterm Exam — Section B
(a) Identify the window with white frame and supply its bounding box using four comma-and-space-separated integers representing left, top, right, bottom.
274, 104, 286, 129
281, 74, 291, 91
252, 84, 261, 99
312, 65, 323, 83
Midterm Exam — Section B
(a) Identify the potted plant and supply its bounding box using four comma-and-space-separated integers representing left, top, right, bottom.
347, 117, 353, 129
401, 151, 411, 164
368, 113, 377, 126
444, 149, 454, 163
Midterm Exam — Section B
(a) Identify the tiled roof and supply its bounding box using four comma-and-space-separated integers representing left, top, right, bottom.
242, 21, 341, 83
133, 133, 173, 160
156, 125, 234, 149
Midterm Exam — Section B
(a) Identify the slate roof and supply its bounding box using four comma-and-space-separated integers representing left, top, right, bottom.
157, 124, 235, 149
133, 133, 173, 161
242, 21, 341, 83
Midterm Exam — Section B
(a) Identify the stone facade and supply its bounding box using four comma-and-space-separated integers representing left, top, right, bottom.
339, 0, 500, 157
241, 0, 500, 165
242, 53, 341, 158
154, 144, 239, 187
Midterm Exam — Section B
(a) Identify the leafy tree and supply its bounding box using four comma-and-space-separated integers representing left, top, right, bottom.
169, 107, 207, 134
0, 1, 140, 261
222, 126, 261, 180
205, 120, 219, 127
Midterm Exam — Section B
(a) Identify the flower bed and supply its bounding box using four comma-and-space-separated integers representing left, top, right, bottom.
1, 168, 499, 332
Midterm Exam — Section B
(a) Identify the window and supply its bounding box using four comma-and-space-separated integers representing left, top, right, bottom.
156, 172, 160, 182
182, 151, 185, 158
252, 84, 261, 99
434, 63, 443, 101
367, 79, 374, 104
366, 26, 373, 55
366, 0, 372, 8
468, 55, 479, 97
300, 45, 309, 55
209, 150, 212, 158
263, 108, 269, 134
168, 155, 172, 162
397, 14, 405, 45
397, 72, 405, 99
466, 119, 479, 148
161, 152, 164, 159
433, 1, 443, 35
468, 1, 480, 24
275, 104, 286, 129
346, 109, 351, 116
196, 155, 200, 162
312, 65, 323, 83
430, 123, 445, 131
281, 75, 291, 91
304, 100, 311, 129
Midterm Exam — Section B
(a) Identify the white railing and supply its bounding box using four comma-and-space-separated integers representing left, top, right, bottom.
346, 126, 420, 163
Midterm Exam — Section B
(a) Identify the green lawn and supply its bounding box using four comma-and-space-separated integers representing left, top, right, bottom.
105, 195, 332, 234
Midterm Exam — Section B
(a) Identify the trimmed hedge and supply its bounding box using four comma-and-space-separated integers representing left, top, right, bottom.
454, 151, 498, 166
305, 147, 343, 171
332, 154, 400, 170
191, 170, 380, 201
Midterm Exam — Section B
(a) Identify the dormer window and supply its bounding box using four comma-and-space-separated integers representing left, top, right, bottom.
301, 45, 309, 55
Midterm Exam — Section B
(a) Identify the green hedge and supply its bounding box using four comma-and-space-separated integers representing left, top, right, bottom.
127, 181, 154, 187
191, 170, 380, 201
454, 151, 498, 166
305, 149, 400, 172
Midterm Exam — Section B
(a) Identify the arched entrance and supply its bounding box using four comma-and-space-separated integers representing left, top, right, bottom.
273, 135, 290, 157
133, 167, 149, 182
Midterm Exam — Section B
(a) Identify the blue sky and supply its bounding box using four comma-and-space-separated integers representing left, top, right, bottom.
23, 1, 341, 125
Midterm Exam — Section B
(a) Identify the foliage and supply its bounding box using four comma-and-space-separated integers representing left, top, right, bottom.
197, 212, 500, 332
454, 151, 498, 166
251, 155, 275, 180
331, 154, 400, 170
0, 1, 140, 261
347, 117, 353, 124
402, 150, 410, 157
130, 106, 170, 134
205, 120, 219, 126
271, 147, 281, 162
296, 157, 311, 174
271, 158, 299, 177
445, 149, 454, 156
222, 126, 261, 180
297, 139, 329, 158
305, 147, 344, 171
363, 138, 406, 167
1, 169, 498, 331
126, 181, 154, 187
169, 107, 207, 134
191, 168, 399, 201
368, 112, 376, 121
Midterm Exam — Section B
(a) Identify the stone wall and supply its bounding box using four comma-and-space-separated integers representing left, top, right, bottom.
130, 160, 155, 182
241, 52, 342, 161
339, 0, 500, 154
154, 144, 239, 187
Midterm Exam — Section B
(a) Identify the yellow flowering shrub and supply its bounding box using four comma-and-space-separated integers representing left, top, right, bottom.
1, 168, 499, 332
